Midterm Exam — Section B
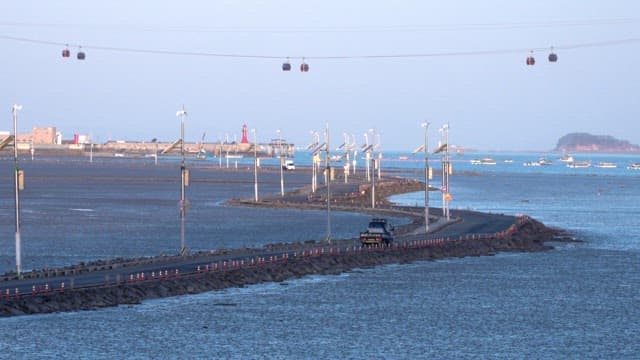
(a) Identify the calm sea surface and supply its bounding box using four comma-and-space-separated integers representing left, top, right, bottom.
1, 152, 639, 359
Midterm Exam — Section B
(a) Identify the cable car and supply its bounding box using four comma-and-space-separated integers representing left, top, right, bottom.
526, 52, 535, 66
282, 60, 291, 71
62, 47, 70, 58
548, 48, 558, 63
300, 61, 309, 72
77, 50, 86, 60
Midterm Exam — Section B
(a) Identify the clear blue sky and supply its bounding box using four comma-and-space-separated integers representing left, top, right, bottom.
2, 1, 639, 151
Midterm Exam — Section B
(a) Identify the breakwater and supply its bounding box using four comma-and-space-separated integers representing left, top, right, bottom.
0, 215, 560, 317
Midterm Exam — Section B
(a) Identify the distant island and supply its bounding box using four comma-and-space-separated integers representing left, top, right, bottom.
555, 133, 640, 153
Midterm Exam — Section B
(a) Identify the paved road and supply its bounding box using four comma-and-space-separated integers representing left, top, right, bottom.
0, 206, 518, 298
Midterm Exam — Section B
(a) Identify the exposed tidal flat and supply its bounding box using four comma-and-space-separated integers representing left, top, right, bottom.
1, 154, 639, 358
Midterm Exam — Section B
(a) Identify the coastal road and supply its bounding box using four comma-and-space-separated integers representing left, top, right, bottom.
1, 208, 518, 298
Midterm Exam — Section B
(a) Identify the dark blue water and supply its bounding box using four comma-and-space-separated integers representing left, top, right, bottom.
1, 153, 639, 359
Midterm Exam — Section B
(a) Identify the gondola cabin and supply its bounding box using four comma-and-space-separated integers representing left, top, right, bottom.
526, 55, 535, 66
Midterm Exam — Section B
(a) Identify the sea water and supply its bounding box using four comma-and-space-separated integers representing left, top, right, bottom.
1, 153, 639, 359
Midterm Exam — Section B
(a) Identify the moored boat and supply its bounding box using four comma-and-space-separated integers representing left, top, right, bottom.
627, 163, 640, 170
567, 161, 591, 169
559, 154, 574, 162
595, 162, 617, 169
523, 161, 541, 167
471, 157, 497, 165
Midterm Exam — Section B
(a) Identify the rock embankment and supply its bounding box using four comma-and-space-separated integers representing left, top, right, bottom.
0, 217, 559, 317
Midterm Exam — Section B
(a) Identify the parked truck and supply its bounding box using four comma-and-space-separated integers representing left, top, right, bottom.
359, 218, 395, 246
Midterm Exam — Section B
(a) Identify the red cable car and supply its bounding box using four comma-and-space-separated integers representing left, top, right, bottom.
526, 52, 535, 66
62, 47, 70, 58
300, 61, 309, 72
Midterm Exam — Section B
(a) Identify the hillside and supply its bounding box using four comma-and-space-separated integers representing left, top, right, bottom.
555, 133, 640, 153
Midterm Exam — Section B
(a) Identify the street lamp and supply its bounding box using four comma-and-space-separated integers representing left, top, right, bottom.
252, 129, 258, 202
439, 123, 451, 221
325, 123, 331, 242
308, 130, 320, 193
371, 156, 376, 208
12, 104, 23, 277
422, 122, 431, 233
363, 132, 370, 181
150, 138, 158, 165
176, 106, 188, 255
277, 129, 284, 196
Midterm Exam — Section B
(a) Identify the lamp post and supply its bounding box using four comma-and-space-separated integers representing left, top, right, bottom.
277, 129, 284, 197
363, 133, 370, 181
12, 104, 23, 277
376, 132, 382, 180
440, 124, 450, 221
444, 123, 450, 220
218, 138, 222, 168
371, 156, 376, 208
176, 106, 188, 255
422, 122, 431, 233
150, 138, 158, 165
325, 123, 331, 242
309, 130, 319, 193
253, 129, 258, 202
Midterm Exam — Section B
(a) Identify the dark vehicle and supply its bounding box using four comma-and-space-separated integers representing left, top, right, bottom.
359, 218, 394, 246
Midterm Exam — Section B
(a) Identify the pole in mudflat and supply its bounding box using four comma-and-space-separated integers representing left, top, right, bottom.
12, 104, 23, 277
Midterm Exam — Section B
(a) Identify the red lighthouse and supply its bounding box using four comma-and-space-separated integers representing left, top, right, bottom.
241, 124, 249, 144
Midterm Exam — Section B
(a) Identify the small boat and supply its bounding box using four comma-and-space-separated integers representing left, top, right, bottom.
595, 162, 617, 169
567, 161, 591, 169
538, 158, 553, 166
627, 163, 640, 170
559, 154, 574, 162
471, 158, 496, 165
503, 159, 513, 163
523, 161, 541, 167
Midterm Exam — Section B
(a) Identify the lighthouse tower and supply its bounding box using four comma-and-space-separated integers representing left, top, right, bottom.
241, 124, 249, 144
